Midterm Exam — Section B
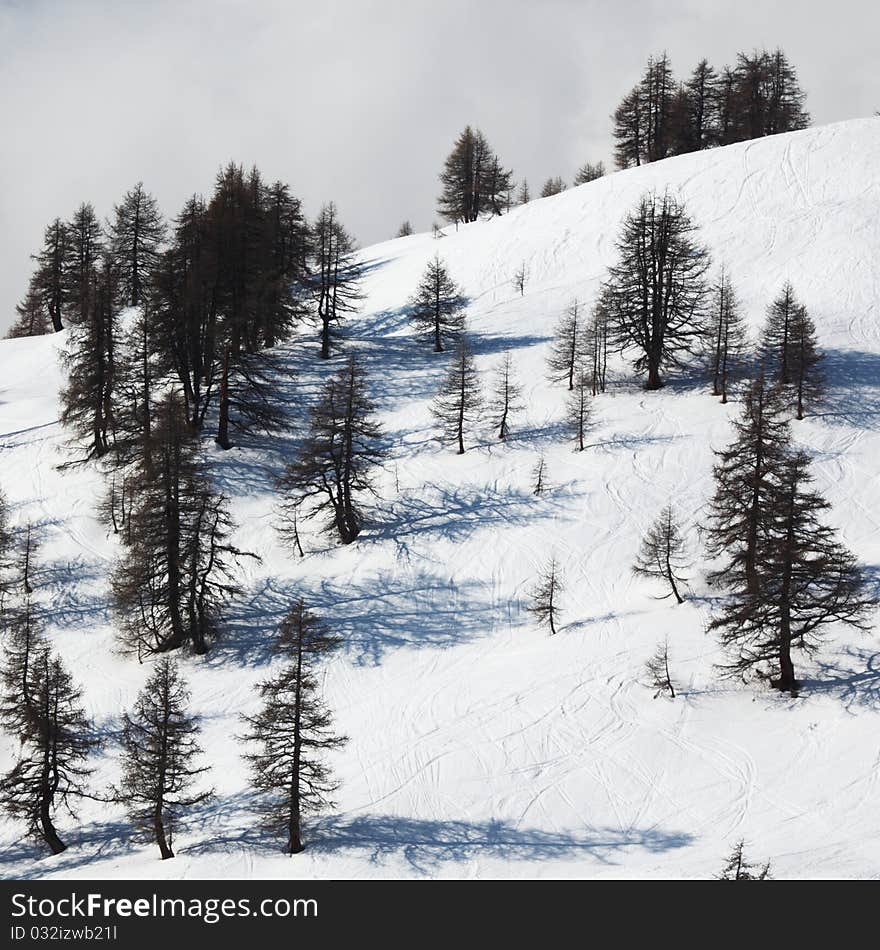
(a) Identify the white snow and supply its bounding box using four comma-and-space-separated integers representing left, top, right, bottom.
2, 117, 880, 879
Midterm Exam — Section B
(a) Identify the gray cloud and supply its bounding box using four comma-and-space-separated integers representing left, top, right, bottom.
1, 0, 877, 331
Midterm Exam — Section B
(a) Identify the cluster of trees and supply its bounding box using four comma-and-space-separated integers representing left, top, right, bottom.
613, 49, 810, 169
0, 168, 368, 855
0, 502, 344, 857
435, 126, 605, 229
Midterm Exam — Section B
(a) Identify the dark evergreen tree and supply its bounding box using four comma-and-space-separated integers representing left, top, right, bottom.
789, 304, 823, 420
62, 203, 104, 325
760, 282, 800, 386
116, 658, 212, 859
309, 202, 362, 359
489, 351, 522, 440
111, 392, 246, 656
513, 261, 528, 297
517, 180, 531, 205
547, 299, 587, 391
59, 259, 119, 462
528, 556, 563, 635
566, 369, 593, 452
645, 640, 675, 698
0, 649, 98, 855
31, 218, 68, 332
710, 450, 873, 693
7, 278, 51, 338
704, 375, 792, 594
603, 192, 710, 389
573, 162, 605, 185
0, 527, 44, 738
432, 337, 482, 455
532, 455, 547, 495
706, 268, 749, 402
408, 255, 466, 352
540, 177, 566, 197
718, 841, 771, 880
397, 220, 414, 237
612, 86, 645, 169
437, 126, 511, 224
147, 196, 219, 430
241, 601, 346, 854
632, 505, 689, 604
109, 183, 166, 307
681, 59, 720, 151
277, 356, 382, 545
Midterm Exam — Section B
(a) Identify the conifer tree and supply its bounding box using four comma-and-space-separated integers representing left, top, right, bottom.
540, 177, 566, 197
147, 196, 219, 430
704, 376, 792, 594
706, 268, 749, 402
532, 455, 547, 495
309, 202, 362, 359
0, 527, 44, 738
438, 126, 511, 224
116, 658, 212, 859
573, 162, 605, 185
603, 192, 709, 389
62, 203, 104, 325
7, 278, 51, 338
528, 557, 563, 635
278, 356, 382, 545
547, 299, 587, 391
111, 392, 246, 656
632, 505, 689, 604
109, 183, 166, 307
59, 259, 119, 462
489, 352, 523, 441
790, 304, 823, 420
432, 337, 482, 455
0, 649, 98, 855
397, 221, 414, 237
517, 180, 531, 205
31, 218, 68, 332
710, 451, 873, 693
241, 601, 346, 854
566, 370, 593, 452
718, 841, 771, 880
761, 283, 800, 386
645, 640, 675, 698
513, 261, 527, 297
408, 255, 466, 352
587, 302, 610, 395
613, 86, 645, 169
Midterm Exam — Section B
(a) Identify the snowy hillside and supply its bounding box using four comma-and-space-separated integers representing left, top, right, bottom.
2, 117, 880, 880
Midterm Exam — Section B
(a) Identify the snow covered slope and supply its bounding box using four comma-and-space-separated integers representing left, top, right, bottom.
2, 117, 880, 879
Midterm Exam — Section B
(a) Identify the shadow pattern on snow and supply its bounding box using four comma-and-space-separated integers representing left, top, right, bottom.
802, 646, 880, 710
811, 348, 880, 430
305, 814, 694, 874
214, 569, 517, 668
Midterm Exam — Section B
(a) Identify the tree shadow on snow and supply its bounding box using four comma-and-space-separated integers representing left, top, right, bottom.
811, 349, 880, 430
306, 814, 694, 875
214, 569, 518, 668
802, 646, 880, 711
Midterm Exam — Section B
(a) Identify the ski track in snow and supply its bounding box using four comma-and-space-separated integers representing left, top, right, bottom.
2, 118, 880, 879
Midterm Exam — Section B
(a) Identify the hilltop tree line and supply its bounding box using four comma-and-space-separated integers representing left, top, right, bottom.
613, 49, 810, 169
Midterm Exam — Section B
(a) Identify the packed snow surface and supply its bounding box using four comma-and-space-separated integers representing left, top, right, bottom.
2, 118, 880, 879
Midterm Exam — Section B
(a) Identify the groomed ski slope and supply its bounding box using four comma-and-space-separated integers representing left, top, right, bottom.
1, 117, 880, 879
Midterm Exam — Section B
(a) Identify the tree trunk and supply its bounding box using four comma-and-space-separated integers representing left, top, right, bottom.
645, 360, 663, 390
40, 796, 66, 855
154, 809, 174, 859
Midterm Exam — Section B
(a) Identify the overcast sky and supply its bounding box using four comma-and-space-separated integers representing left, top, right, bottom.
1, 0, 877, 332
